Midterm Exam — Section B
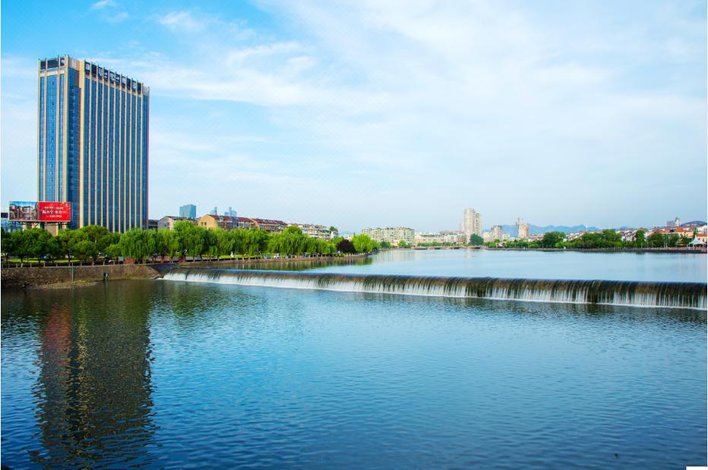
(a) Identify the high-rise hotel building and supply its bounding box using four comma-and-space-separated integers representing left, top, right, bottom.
38, 55, 149, 231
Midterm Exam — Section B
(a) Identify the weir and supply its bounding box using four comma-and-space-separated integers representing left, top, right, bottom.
162, 269, 707, 310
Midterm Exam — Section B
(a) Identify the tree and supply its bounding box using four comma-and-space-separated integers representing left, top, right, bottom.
120, 229, 153, 263
13, 228, 56, 265
634, 229, 646, 248
647, 232, 666, 248
398, 240, 411, 248
2, 229, 17, 263
540, 231, 565, 248
336, 238, 356, 254
73, 240, 98, 262
351, 234, 379, 253
152, 229, 169, 261
469, 234, 484, 246
56, 229, 93, 263
214, 229, 235, 259
174, 221, 208, 259
379, 241, 392, 249
104, 243, 122, 262
666, 234, 680, 248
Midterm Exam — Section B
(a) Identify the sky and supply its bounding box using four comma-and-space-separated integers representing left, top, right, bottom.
2, 0, 706, 232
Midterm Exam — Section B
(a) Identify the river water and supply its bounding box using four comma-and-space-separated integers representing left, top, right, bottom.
2, 251, 706, 468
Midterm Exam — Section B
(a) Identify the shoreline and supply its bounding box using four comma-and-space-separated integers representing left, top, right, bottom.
483, 247, 707, 254
1, 254, 369, 289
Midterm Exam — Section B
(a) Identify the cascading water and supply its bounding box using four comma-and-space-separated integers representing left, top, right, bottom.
163, 269, 707, 310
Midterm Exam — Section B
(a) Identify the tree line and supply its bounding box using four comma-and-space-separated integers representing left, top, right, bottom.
487, 229, 696, 249
1, 222, 379, 265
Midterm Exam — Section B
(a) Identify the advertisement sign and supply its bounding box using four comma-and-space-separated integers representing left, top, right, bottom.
38, 202, 71, 222
8, 201, 38, 222
8, 201, 72, 223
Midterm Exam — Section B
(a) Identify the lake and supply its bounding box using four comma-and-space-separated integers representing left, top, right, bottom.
2, 250, 706, 468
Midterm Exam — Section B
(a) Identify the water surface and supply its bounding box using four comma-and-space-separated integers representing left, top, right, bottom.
310, 249, 707, 282
2, 280, 705, 468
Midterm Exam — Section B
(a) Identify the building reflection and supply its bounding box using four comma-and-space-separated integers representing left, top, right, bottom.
32, 283, 156, 468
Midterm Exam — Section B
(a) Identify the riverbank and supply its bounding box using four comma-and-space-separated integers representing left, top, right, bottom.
1, 254, 369, 289
485, 247, 707, 254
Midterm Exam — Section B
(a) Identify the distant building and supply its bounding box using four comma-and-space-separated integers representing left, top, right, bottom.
147, 219, 159, 230
293, 223, 336, 239
237, 217, 287, 233
1, 212, 23, 233
415, 231, 463, 245
179, 204, 196, 219
225, 207, 237, 217
38, 56, 149, 231
361, 227, 415, 246
198, 214, 238, 230
490, 225, 504, 241
158, 216, 192, 230
462, 208, 482, 242
666, 217, 681, 228
516, 218, 529, 239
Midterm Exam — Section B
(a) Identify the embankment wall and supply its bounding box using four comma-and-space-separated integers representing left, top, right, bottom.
1, 264, 162, 289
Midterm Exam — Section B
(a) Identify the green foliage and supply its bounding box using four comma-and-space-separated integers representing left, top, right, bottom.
379, 241, 392, 249
1, 229, 17, 258
105, 243, 122, 260
335, 238, 356, 254
3, 223, 357, 265
351, 234, 379, 253
565, 230, 620, 249
9, 228, 58, 263
468, 234, 484, 246
173, 221, 208, 259
666, 234, 680, 248
647, 232, 666, 248
73, 240, 98, 262
120, 229, 154, 262
634, 229, 646, 248
397, 240, 411, 248
540, 231, 565, 248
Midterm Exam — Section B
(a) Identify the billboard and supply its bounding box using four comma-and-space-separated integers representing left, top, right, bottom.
38, 202, 71, 222
8, 201, 71, 223
8, 201, 38, 222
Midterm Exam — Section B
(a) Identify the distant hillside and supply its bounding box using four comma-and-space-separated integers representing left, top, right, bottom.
497, 224, 599, 236
681, 221, 706, 227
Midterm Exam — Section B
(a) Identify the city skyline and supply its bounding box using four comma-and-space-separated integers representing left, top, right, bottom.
2, 1, 706, 232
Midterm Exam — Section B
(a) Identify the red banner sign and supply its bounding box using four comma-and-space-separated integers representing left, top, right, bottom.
37, 202, 71, 222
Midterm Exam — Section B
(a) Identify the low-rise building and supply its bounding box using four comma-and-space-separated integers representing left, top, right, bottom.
198, 214, 238, 230
237, 217, 288, 233
158, 216, 192, 230
361, 227, 415, 246
292, 223, 336, 239
415, 231, 463, 245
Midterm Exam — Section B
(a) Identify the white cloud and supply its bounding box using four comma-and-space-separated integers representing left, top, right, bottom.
158, 11, 207, 33
91, 0, 114, 10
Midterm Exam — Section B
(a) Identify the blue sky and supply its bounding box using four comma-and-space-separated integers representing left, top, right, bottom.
2, 0, 706, 232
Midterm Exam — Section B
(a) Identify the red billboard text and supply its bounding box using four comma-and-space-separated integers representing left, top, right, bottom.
37, 202, 72, 223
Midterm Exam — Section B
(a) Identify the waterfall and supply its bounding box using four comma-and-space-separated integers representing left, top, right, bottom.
163, 269, 707, 310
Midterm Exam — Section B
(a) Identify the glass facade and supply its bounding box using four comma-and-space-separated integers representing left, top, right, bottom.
38, 56, 149, 231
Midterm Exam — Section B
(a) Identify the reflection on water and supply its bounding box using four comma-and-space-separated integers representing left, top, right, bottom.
3, 284, 156, 468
